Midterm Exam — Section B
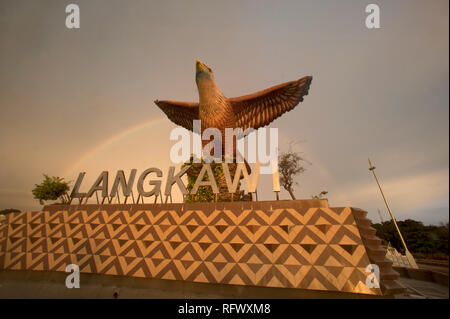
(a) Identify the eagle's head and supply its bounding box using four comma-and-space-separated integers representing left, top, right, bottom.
195, 59, 214, 84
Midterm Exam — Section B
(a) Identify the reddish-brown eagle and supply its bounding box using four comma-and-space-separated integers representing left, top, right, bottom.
155, 59, 312, 153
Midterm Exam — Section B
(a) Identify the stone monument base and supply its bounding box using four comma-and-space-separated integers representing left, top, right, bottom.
0, 199, 405, 296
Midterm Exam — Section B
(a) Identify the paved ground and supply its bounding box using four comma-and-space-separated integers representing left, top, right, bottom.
0, 270, 377, 299
0, 269, 447, 299
0, 279, 228, 299
395, 277, 448, 299
417, 263, 449, 275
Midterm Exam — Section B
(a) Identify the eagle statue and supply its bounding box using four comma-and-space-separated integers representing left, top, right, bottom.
155, 59, 312, 157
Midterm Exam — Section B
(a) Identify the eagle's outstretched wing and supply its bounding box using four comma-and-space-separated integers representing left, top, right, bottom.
229, 76, 312, 130
154, 100, 199, 131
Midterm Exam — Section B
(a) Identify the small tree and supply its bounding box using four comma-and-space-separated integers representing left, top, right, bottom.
0, 208, 20, 216
183, 156, 218, 203
32, 174, 71, 205
182, 155, 251, 202
312, 191, 328, 199
278, 150, 308, 200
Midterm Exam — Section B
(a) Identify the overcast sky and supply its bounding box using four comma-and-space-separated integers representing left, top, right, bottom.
0, 0, 448, 225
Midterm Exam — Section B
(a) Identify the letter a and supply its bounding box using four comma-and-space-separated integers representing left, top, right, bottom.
365, 4, 380, 29
65, 4, 80, 29
65, 264, 80, 288
170, 127, 190, 164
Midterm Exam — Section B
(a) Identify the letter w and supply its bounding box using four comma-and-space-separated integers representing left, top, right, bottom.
222, 162, 260, 193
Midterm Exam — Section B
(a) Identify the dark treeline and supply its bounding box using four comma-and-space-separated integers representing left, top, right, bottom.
372, 219, 449, 259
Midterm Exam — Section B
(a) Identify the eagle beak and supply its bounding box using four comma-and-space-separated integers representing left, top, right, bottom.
196, 59, 212, 74
196, 59, 203, 71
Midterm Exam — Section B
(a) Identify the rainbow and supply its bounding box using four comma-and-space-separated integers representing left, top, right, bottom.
62, 117, 166, 177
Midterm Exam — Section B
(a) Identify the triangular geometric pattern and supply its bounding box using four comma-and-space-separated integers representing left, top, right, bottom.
0, 202, 404, 296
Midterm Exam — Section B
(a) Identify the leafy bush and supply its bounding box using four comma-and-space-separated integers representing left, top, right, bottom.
183, 156, 226, 203
0, 208, 20, 216
32, 174, 71, 205
182, 155, 250, 202
312, 191, 328, 199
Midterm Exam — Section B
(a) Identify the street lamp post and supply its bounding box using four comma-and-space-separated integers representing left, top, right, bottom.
368, 158, 408, 251
368, 159, 418, 268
